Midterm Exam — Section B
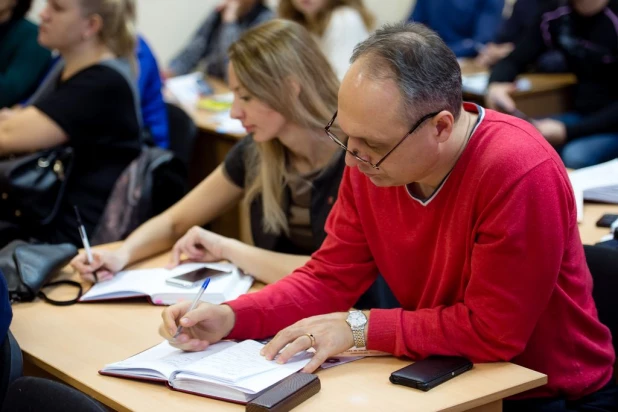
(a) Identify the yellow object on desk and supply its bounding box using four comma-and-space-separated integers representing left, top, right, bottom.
197, 92, 234, 112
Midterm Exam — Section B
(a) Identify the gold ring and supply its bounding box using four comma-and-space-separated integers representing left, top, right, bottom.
304, 333, 316, 348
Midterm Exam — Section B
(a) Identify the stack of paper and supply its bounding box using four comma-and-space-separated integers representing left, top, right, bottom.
568, 159, 618, 222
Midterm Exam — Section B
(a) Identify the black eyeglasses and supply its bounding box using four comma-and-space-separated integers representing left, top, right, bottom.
324, 110, 442, 169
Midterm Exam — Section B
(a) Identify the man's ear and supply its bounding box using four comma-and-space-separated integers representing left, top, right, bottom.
434, 111, 454, 143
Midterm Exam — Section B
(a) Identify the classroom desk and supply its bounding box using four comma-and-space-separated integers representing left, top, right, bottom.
10, 249, 547, 412
580, 202, 618, 245
459, 59, 576, 118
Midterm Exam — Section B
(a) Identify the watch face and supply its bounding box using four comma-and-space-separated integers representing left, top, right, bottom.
348, 311, 366, 328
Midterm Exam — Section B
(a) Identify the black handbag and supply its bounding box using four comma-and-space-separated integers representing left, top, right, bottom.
0, 240, 82, 305
0, 146, 74, 226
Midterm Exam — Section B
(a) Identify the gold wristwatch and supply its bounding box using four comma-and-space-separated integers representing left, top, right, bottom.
346, 310, 367, 348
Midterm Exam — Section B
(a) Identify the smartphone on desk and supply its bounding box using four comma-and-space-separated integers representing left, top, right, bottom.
165, 267, 226, 288
389, 356, 473, 391
596, 213, 618, 228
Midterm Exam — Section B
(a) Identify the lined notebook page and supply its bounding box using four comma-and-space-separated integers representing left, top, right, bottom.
180, 340, 311, 384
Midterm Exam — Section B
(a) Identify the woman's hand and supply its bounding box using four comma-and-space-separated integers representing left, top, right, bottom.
167, 226, 230, 268
70, 249, 130, 283
159, 302, 236, 351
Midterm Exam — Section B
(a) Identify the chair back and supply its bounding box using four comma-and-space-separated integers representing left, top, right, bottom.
584, 244, 618, 381
0, 331, 22, 407
166, 103, 197, 168
1, 377, 107, 412
91, 146, 187, 245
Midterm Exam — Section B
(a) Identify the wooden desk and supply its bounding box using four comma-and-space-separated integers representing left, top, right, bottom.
460, 59, 576, 118
10, 251, 546, 412
580, 202, 618, 245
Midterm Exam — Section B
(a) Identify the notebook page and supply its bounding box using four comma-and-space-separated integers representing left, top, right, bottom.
80, 262, 235, 301
101, 340, 236, 380
178, 340, 312, 385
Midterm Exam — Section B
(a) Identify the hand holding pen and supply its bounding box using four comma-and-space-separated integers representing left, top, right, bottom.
173, 278, 211, 339
73, 206, 97, 283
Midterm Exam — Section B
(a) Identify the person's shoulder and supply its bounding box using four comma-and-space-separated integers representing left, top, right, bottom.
330, 6, 366, 27
608, 0, 618, 13
8, 18, 39, 36
71, 63, 131, 89
477, 109, 564, 173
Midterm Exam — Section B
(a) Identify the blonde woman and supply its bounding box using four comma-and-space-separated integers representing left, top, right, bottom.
72, 20, 344, 286
278, 0, 374, 79
0, 0, 141, 246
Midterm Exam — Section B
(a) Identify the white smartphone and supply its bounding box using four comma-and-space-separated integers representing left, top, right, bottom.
165, 267, 227, 288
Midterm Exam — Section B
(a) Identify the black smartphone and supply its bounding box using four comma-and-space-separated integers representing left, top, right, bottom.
596, 213, 618, 228
389, 356, 473, 391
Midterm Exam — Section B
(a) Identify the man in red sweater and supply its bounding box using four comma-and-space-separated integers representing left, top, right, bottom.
160, 23, 617, 409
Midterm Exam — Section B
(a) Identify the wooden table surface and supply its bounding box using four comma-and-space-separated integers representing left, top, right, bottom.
10, 249, 547, 412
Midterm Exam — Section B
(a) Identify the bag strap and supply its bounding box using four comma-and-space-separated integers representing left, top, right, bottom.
38, 280, 83, 306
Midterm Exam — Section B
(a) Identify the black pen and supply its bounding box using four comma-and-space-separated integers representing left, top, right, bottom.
73, 206, 96, 282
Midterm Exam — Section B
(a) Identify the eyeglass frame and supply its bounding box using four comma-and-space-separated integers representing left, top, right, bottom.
324, 110, 442, 169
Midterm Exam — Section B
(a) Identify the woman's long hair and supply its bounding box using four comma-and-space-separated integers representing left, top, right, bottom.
228, 19, 340, 235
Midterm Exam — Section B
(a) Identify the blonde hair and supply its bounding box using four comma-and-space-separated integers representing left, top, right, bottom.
229, 19, 340, 236
279, 0, 375, 36
78, 0, 137, 62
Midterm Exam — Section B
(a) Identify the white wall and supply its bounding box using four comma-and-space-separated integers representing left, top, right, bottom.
30, 0, 416, 66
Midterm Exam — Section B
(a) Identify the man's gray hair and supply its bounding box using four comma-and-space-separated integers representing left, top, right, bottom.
351, 23, 462, 121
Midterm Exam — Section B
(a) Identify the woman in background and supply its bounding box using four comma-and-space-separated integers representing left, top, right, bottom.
165, 0, 273, 80
72, 20, 397, 309
279, 0, 374, 79
0, 0, 51, 108
0, 0, 141, 246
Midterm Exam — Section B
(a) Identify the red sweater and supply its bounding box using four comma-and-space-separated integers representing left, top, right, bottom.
227, 104, 615, 399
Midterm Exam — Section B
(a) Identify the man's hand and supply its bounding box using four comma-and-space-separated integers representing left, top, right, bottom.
486, 82, 517, 112
475, 42, 515, 68
159, 302, 236, 351
260, 313, 356, 373
534, 118, 567, 145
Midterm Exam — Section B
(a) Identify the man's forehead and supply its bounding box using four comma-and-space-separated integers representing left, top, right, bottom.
339, 64, 406, 136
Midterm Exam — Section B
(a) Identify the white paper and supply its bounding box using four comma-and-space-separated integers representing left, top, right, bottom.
568, 159, 618, 222
174, 340, 312, 393
165, 72, 203, 108
212, 111, 246, 135
102, 340, 235, 380
80, 262, 252, 305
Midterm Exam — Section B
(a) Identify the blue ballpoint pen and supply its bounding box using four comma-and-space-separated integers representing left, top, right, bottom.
173, 278, 211, 339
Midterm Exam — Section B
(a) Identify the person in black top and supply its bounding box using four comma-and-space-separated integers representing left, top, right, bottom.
475, 0, 567, 72
71, 20, 398, 309
0, 0, 141, 246
486, 0, 618, 169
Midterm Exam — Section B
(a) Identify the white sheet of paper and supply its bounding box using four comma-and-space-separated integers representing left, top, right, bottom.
568, 159, 618, 222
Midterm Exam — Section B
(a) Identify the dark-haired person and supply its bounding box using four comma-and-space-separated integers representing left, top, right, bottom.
165, 0, 273, 80
487, 0, 618, 169
159, 23, 617, 411
0, 0, 51, 108
407, 0, 504, 58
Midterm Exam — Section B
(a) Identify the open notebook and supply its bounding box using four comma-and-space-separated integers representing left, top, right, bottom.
100, 340, 312, 404
79, 263, 253, 305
